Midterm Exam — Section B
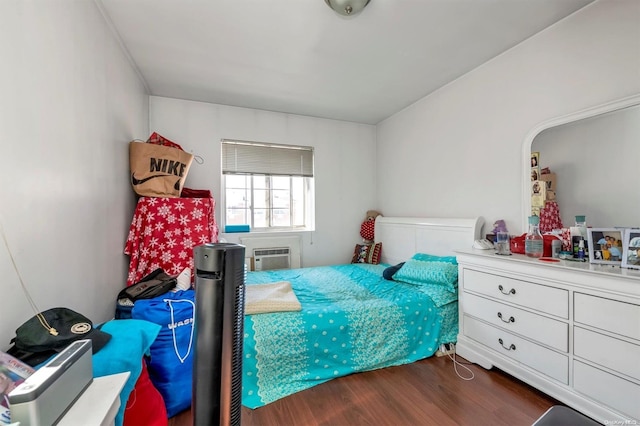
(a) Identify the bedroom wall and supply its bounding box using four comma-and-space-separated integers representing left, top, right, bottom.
149, 96, 377, 268
0, 2, 148, 350
376, 0, 640, 237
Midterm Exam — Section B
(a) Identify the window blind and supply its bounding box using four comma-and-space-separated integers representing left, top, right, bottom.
222, 140, 314, 177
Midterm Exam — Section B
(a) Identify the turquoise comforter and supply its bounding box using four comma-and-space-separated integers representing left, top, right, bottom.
242, 263, 458, 408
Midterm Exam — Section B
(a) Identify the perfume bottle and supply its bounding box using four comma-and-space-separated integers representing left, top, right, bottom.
572, 215, 588, 258
577, 239, 586, 261
525, 216, 544, 258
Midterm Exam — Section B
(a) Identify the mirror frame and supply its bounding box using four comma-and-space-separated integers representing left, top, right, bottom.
521, 93, 640, 231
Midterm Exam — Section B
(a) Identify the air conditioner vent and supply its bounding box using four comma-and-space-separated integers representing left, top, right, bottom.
253, 247, 290, 271
254, 248, 290, 256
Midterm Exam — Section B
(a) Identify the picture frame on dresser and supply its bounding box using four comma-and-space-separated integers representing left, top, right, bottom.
621, 228, 640, 270
586, 228, 623, 265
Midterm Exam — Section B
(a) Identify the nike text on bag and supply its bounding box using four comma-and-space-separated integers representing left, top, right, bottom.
130, 141, 194, 198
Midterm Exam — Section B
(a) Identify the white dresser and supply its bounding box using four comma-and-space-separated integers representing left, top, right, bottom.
455, 249, 640, 424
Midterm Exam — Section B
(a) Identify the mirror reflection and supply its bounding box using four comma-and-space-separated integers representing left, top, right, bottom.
531, 103, 639, 229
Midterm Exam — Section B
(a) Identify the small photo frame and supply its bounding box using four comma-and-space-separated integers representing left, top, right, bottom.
587, 228, 624, 265
621, 228, 640, 270
531, 180, 546, 207
531, 152, 540, 181
531, 152, 540, 169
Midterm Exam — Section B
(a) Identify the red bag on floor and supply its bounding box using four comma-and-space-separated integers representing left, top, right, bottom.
124, 359, 168, 426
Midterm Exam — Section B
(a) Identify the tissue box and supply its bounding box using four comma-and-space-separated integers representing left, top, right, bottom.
225, 224, 250, 233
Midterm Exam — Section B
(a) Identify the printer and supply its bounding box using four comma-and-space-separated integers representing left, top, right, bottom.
8, 340, 93, 426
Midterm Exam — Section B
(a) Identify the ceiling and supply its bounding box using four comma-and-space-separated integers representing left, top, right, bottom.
97, 0, 594, 125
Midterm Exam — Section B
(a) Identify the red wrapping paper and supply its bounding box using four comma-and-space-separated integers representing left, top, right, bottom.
125, 196, 218, 285
540, 201, 563, 233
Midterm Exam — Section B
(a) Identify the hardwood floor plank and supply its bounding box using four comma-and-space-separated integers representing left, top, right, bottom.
169, 355, 559, 426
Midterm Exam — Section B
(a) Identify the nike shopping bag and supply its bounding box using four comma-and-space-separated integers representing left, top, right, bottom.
129, 141, 193, 197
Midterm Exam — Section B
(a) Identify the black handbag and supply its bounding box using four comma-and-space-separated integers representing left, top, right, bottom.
117, 268, 177, 303
115, 268, 176, 320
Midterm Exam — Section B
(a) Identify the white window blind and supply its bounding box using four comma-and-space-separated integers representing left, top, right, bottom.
222, 140, 314, 177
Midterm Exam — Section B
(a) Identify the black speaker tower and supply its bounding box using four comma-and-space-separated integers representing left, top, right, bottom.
192, 243, 245, 426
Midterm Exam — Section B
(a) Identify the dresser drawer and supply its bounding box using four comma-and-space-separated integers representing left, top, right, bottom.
462, 269, 568, 318
463, 315, 568, 384
574, 293, 640, 340
463, 293, 568, 351
574, 326, 640, 381
574, 361, 640, 420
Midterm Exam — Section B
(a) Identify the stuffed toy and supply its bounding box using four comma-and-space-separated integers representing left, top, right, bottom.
360, 210, 382, 243
492, 220, 508, 234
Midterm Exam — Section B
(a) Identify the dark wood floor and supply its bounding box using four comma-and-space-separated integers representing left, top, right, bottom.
169, 354, 559, 426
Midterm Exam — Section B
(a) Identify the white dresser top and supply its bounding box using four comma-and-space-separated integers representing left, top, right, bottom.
455, 248, 640, 297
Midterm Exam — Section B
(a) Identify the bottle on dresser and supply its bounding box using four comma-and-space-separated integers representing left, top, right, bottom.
571, 215, 588, 260
525, 215, 544, 258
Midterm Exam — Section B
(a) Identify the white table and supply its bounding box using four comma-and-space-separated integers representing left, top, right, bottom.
58, 372, 130, 426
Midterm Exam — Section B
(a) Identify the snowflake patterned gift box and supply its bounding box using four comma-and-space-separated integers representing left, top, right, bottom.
125, 196, 218, 286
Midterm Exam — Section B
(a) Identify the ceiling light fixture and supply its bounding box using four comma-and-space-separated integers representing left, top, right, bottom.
324, 0, 371, 16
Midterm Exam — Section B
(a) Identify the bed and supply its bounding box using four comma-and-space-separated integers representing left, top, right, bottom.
241, 217, 483, 409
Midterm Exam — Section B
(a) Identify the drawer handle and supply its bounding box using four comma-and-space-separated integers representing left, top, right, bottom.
498, 338, 516, 351
497, 312, 515, 323
498, 285, 516, 295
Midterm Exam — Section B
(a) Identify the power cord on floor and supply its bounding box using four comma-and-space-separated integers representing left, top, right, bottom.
443, 343, 475, 381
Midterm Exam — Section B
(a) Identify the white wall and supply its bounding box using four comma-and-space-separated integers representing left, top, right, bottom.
0, 2, 148, 350
376, 0, 640, 236
149, 96, 377, 268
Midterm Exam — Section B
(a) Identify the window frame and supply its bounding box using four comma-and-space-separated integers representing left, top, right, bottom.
221, 140, 315, 233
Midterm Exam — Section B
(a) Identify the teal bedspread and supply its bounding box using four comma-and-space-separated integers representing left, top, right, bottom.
242, 263, 458, 408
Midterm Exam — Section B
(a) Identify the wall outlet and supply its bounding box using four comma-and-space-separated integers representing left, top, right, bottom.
436, 343, 455, 357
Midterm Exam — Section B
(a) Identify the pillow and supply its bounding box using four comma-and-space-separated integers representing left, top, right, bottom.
383, 262, 405, 280
93, 319, 161, 426
393, 258, 459, 292
351, 242, 382, 264
411, 252, 458, 265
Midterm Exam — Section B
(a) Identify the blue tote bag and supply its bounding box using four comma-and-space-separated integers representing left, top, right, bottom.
132, 289, 195, 418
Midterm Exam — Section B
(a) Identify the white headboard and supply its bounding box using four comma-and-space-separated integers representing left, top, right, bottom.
374, 217, 483, 265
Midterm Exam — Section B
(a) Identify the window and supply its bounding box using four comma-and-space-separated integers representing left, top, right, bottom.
222, 140, 314, 231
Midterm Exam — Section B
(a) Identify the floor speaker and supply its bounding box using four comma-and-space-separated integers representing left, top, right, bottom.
192, 243, 245, 426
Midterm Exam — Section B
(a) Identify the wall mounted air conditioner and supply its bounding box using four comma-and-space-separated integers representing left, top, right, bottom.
253, 247, 290, 271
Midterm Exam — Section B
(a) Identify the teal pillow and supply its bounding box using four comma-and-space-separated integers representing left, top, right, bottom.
411, 252, 458, 265
393, 258, 459, 292
93, 319, 161, 426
